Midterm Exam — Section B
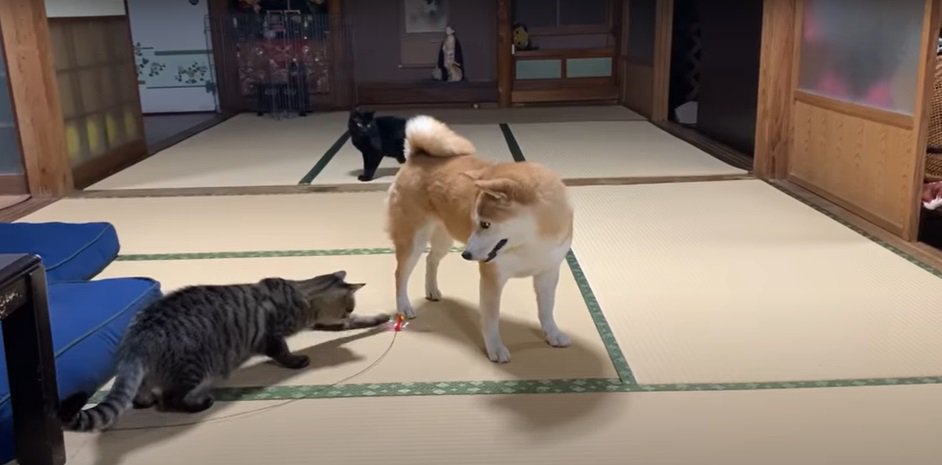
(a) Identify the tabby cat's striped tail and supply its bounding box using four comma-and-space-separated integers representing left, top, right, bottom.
60, 357, 146, 432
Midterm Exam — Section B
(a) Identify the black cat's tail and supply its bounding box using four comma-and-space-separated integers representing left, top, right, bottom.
60, 357, 146, 432
404, 115, 475, 159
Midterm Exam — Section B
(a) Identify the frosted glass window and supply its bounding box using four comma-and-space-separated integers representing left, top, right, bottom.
0, 34, 25, 175
516, 59, 562, 79
567, 57, 612, 77
798, 0, 925, 114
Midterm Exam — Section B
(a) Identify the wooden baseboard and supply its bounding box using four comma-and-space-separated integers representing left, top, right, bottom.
356, 81, 498, 106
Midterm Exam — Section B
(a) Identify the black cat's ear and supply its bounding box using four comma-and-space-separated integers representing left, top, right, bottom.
332, 270, 347, 280
347, 283, 366, 292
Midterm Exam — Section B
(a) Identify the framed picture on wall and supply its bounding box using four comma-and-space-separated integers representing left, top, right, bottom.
403, 0, 449, 33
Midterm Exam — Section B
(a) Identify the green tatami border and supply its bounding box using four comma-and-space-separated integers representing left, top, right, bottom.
299, 131, 351, 185
499, 123, 526, 162
107, 244, 942, 400
91, 374, 942, 403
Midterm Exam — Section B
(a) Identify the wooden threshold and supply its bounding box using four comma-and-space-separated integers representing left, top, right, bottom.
0, 197, 57, 222
771, 179, 942, 275
654, 121, 755, 172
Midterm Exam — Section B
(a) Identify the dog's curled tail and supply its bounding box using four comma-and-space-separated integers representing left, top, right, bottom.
405, 115, 475, 158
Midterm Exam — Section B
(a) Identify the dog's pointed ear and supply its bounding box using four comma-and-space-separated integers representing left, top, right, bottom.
475, 178, 516, 202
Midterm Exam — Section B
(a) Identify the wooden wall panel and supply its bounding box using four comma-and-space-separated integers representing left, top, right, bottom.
790, 100, 916, 234
624, 62, 654, 117
0, 0, 73, 196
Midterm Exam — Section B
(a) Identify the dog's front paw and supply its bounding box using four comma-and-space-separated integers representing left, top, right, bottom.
357, 174, 373, 182
486, 343, 511, 364
545, 329, 572, 348
425, 286, 442, 301
397, 303, 416, 319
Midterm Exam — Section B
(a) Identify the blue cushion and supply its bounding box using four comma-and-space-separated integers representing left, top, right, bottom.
0, 222, 120, 283
0, 277, 161, 463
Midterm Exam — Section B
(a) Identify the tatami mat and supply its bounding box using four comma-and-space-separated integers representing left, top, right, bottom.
569, 180, 942, 384
97, 254, 615, 384
509, 121, 746, 179
19, 192, 390, 253
312, 124, 514, 185
89, 113, 348, 190
64, 385, 942, 465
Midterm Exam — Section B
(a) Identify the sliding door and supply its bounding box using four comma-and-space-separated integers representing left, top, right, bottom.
48, 16, 146, 188
788, 0, 938, 238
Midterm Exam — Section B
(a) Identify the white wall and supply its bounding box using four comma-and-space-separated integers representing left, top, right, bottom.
44, 0, 126, 17
127, 0, 217, 113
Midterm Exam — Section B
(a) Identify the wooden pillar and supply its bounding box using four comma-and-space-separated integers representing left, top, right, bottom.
651, 0, 673, 121
497, 0, 512, 108
328, 0, 350, 108
0, 0, 73, 196
754, 0, 798, 179
207, 0, 241, 115
612, 0, 625, 101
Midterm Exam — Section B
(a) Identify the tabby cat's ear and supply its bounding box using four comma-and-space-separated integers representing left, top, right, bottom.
347, 283, 366, 292
332, 270, 347, 280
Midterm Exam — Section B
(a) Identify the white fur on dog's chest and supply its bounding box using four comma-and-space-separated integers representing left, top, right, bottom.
495, 239, 571, 278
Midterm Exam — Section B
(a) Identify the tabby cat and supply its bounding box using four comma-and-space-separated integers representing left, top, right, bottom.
59, 270, 388, 432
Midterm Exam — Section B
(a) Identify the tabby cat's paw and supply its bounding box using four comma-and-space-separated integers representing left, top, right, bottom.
279, 354, 311, 369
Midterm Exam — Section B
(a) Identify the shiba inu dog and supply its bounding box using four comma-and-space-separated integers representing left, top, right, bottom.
385, 115, 574, 363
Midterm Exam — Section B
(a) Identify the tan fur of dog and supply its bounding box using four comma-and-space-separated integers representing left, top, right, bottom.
385, 115, 574, 363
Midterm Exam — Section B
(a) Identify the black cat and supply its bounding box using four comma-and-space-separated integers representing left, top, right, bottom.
347, 108, 407, 182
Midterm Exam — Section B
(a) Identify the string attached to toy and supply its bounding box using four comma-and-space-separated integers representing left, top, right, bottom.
106, 318, 406, 432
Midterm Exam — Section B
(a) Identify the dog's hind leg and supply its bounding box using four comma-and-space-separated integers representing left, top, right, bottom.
425, 225, 452, 301
393, 222, 433, 318
534, 267, 571, 348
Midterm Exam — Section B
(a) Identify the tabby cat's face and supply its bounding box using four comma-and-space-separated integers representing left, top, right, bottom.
296, 270, 366, 323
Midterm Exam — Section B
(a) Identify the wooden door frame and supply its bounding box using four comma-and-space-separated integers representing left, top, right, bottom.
650, 0, 673, 121
0, 0, 73, 197
753, 0, 798, 179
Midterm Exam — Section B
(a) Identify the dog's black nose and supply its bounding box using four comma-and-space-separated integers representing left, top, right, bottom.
461, 250, 472, 261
